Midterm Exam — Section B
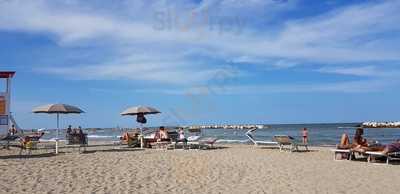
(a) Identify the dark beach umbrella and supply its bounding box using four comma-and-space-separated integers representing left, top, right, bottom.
33, 104, 85, 154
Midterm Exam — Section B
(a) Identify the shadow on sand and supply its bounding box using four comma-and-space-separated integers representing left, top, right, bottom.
258, 146, 318, 153
0, 152, 57, 160
80, 148, 145, 154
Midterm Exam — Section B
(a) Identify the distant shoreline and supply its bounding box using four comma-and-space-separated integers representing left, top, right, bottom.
361, 121, 400, 128
362, 126, 400, 129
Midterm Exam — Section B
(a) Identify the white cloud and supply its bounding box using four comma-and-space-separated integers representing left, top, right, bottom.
1, 0, 400, 86
317, 65, 400, 78
136, 79, 394, 95
40, 53, 242, 85
317, 66, 378, 77
2, 0, 398, 59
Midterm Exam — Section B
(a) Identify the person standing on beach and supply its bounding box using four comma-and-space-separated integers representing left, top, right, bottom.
176, 128, 188, 148
302, 128, 308, 144
9, 124, 17, 135
78, 126, 86, 144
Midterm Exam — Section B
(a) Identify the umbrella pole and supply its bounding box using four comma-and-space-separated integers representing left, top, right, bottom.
140, 123, 144, 149
56, 113, 59, 154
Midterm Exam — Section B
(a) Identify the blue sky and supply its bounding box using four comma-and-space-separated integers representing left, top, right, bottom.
1, 0, 400, 129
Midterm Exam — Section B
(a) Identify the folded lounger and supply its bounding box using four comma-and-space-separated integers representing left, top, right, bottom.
245, 129, 278, 147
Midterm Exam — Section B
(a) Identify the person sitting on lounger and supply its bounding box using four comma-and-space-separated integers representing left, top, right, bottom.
353, 128, 368, 146
382, 139, 400, 154
157, 126, 169, 142
67, 125, 72, 133
351, 128, 369, 152
9, 125, 17, 135
121, 131, 139, 146
337, 133, 351, 149
121, 132, 129, 141
363, 139, 400, 153
338, 128, 368, 149
20, 136, 32, 148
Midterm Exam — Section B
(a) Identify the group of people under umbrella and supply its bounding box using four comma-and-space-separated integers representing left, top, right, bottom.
32, 104, 161, 154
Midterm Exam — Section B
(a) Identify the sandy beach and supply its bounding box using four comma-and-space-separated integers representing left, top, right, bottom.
0, 144, 399, 194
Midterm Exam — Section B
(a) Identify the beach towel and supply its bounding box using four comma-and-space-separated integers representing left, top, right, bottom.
187, 136, 201, 141
385, 142, 400, 153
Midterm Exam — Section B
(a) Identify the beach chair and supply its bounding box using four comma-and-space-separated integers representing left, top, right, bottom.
167, 131, 179, 142
365, 151, 400, 165
19, 140, 39, 157
0, 134, 19, 149
120, 132, 140, 148
127, 137, 140, 148
65, 133, 88, 153
182, 136, 218, 150
245, 129, 278, 147
153, 140, 171, 149
273, 135, 308, 152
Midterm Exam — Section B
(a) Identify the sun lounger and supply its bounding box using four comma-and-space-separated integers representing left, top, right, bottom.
198, 137, 218, 149
175, 136, 198, 149
65, 133, 88, 153
165, 128, 219, 150
331, 148, 352, 160
152, 141, 171, 149
185, 136, 218, 149
365, 151, 400, 164
0, 134, 19, 149
169, 140, 187, 149
273, 135, 308, 152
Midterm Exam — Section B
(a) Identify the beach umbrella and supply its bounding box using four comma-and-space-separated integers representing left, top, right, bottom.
120, 106, 161, 148
120, 106, 161, 116
32, 103, 85, 154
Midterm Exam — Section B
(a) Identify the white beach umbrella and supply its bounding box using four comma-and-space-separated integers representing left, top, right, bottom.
33, 103, 85, 154
120, 106, 161, 148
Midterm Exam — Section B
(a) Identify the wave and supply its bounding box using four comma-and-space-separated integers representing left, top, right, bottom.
40, 138, 66, 142
337, 127, 358, 129
87, 135, 120, 139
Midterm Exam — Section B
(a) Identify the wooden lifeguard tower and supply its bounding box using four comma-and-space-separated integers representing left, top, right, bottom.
0, 71, 15, 134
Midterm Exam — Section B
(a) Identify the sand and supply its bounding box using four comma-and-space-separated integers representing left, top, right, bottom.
1, 144, 400, 194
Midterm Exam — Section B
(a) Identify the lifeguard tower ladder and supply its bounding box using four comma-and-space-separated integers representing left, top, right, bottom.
0, 71, 15, 133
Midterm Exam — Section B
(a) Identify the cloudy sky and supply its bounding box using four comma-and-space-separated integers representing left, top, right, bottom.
1, 0, 400, 128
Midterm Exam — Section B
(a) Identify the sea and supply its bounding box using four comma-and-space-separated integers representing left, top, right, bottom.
38, 123, 400, 146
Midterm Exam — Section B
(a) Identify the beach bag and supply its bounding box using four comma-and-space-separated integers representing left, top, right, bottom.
136, 114, 147, 124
